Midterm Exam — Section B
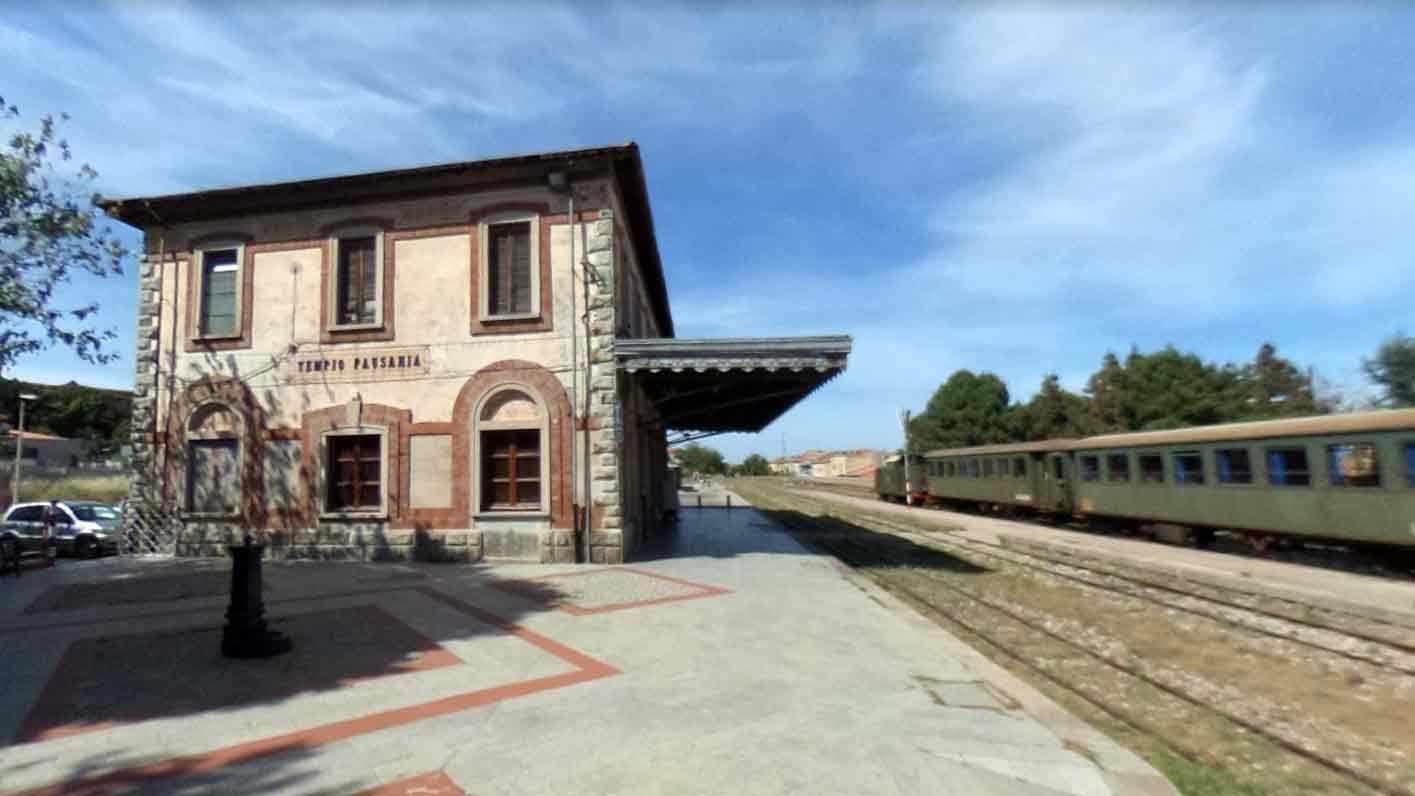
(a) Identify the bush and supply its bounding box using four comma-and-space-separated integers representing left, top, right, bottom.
22, 474, 129, 504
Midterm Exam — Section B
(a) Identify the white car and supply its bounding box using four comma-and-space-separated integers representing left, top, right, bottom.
1, 501, 121, 558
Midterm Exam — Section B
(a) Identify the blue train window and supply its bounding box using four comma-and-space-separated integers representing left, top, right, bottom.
1173, 452, 1205, 485
1216, 449, 1253, 484
1328, 444, 1380, 488
1266, 448, 1311, 486
1406, 444, 1415, 487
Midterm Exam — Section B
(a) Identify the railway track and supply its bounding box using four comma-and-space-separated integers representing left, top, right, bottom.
738, 480, 1414, 796
804, 478, 1415, 634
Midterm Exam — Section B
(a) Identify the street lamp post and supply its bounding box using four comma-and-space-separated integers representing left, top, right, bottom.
12, 393, 38, 505
898, 409, 912, 507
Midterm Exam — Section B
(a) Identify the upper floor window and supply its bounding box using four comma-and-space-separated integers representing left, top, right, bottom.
479, 214, 541, 321
331, 233, 383, 328
1328, 443, 1380, 488
197, 247, 241, 337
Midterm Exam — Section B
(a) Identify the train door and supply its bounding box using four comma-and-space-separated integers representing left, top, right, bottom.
1039, 452, 1073, 514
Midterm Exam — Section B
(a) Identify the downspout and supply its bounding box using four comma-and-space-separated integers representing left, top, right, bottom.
580, 207, 593, 564
561, 185, 578, 558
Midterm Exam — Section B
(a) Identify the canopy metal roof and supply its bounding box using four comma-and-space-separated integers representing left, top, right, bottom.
617, 336, 851, 442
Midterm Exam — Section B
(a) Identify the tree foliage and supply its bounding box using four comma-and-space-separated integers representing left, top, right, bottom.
908, 370, 1014, 451
675, 443, 727, 476
1, 97, 128, 372
735, 453, 771, 476
1363, 333, 1415, 408
1019, 373, 1088, 440
912, 342, 1329, 448
0, 377, 132, 452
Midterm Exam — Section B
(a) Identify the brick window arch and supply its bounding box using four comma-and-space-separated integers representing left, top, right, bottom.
185, 402, 242, 516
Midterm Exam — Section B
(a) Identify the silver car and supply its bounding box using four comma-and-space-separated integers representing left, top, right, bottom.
2, 501, 121, 558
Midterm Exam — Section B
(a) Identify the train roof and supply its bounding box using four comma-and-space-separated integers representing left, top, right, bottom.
924, 439, 1079, 458
1074, 407, 1415, 450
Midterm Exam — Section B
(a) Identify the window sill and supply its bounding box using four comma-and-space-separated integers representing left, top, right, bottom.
192, 334, 242, 343
319, 511, 388, 521
475, 509, 548, 520
479, 312, 541, 323
327, 322, 386, 333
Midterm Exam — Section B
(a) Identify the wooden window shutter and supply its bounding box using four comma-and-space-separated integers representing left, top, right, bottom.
488, 222, 532, 316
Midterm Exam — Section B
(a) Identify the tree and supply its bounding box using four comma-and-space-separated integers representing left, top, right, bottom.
1, 97, 128, 373
676, 443, 727, 476
1363, 333, 1415, 408
908, 370, 1014, 451
1241, 342, 1319, 418
737, 453, 771, 476
1084, 352, 1130, 433
1023, 373, 1088, 440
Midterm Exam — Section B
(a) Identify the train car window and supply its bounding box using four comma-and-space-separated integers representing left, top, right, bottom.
1139, 454, 1164, 483
1173, 452, 1205, 485
1080, 455, 1100, 482
1216, 449, 1253, 484
1052, 457, 1065, 480
982, 459, 994, 477
1106, 454, 1130, 482
969, 459, 980, 477
1406, 444, 1415, 487
1327, 444, 1380, 488
1012, 457, 1026, 477
994, 457, 1007, 478
1266, 448, 1311, 486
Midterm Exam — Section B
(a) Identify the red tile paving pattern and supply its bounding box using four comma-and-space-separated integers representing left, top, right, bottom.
9, 586, 618, 796
361, 769, 464, 796
492, 566, 731, 615
18, 604, 462, 744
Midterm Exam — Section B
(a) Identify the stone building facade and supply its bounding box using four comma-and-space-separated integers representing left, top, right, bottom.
107, 143, 849, 565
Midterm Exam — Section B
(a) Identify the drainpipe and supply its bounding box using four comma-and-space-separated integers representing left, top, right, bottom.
580, 208, 594, 564
549, 172, 590, 562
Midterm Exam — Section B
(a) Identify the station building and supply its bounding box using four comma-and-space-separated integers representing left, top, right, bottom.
105, 143, 849, 564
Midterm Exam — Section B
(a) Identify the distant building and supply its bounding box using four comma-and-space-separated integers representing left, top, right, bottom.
4, 430, 88, 468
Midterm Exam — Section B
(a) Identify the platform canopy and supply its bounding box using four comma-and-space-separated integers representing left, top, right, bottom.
617, 336, 851, 443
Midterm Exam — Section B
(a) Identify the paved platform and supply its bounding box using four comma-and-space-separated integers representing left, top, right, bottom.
803, 487, 1415, 620
0, 509, 1172, 795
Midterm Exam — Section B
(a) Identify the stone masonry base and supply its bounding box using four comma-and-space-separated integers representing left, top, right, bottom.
173, 526, 614, 564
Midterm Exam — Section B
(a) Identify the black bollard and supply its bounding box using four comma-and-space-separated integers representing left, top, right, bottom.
222, 534, 292, 658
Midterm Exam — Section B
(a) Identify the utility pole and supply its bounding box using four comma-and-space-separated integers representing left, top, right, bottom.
898, 409, 912, 506
11, 393, 37, 505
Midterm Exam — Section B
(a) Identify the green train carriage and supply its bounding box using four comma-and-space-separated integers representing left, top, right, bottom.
921, 408, 1415, 551
875, 454, 929, 503
1068, 409, 1415, 549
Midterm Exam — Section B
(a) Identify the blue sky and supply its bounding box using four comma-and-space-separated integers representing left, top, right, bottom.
3, 4, 1413, 462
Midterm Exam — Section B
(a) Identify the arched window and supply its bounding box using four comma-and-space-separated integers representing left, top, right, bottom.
475, 386, 548, 513
186, 403, 241, 515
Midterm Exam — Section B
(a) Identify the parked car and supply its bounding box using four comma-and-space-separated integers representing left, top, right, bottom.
0, 504, 59, 567
2, 501, 120, 558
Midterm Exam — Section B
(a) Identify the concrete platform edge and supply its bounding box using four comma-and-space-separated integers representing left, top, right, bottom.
804, 541, 1180, 796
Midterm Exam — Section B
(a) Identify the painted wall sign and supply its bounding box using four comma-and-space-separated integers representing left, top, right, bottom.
289, 346, 431, 383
